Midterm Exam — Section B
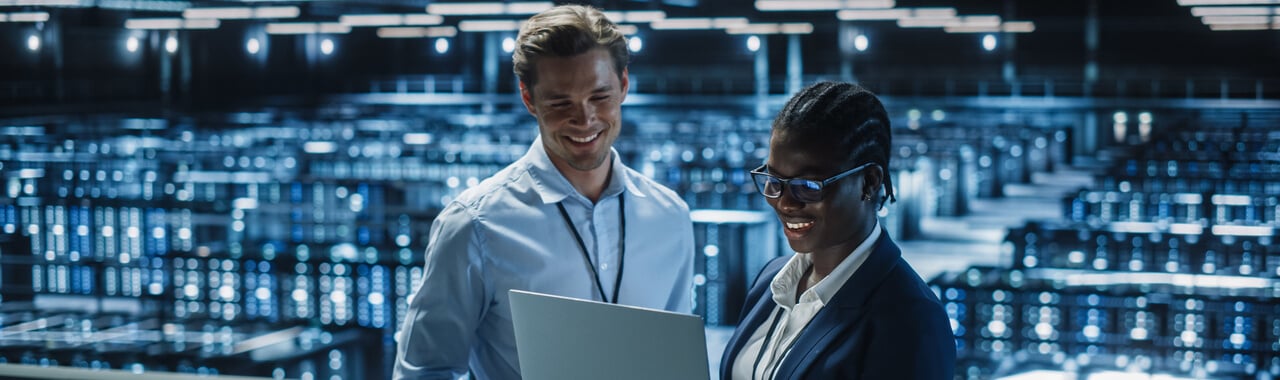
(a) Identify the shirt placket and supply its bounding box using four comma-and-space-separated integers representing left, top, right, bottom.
591, 197, 617, 296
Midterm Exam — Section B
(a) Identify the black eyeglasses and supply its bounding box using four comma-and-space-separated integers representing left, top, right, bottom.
750, 162, 876, 203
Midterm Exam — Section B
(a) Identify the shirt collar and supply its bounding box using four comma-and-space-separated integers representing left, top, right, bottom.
770, 220, 883, 307
523, 136, 642, 205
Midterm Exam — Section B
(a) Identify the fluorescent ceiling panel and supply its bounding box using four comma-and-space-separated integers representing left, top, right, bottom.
726, 23, 781, 34
457, 19, 522, 31
897, 17, 952, 27
0, 0, 81, 6
1190, 6, 1278, 15
341, 14, 443, 27
504, 1, 552, 15
946, 15, 1001, 28
1201, 15, 1277, 23
943, 25, 1000, 33
1002, 21, 1035, 32
836, 8, 910, 20
427, 2, 504, 15
427, 2, 551, 15
754, 0, 893, 11
1178, 0, 1279, 5
615, 24, 639, 35
651, 17, 713, 29
4, 11, 50, 22
912, 7, 957, 19
126, 18, 219, 29
266, 22, 350, 34
377, 26, 456, 38
779, 22, 814, 33
183, 6, 298, 19
624, 10, 665, 22
712, 17, 748, 28
1207, 22, 1277, 29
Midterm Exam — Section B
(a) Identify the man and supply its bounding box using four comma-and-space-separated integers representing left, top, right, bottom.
392, 5, 695, 380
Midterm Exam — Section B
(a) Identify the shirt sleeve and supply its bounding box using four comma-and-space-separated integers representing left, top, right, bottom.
667, 208, 695, 313
393, 203, 489, 380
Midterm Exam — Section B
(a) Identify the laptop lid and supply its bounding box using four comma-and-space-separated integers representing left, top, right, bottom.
508, 289, 711, 380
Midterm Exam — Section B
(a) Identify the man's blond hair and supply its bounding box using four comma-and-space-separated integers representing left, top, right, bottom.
512, 4, 629, 89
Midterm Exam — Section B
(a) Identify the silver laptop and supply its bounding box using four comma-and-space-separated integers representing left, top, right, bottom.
508, 289, 711, 380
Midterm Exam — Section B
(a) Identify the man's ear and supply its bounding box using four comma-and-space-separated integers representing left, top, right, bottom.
519, 81, 536, 116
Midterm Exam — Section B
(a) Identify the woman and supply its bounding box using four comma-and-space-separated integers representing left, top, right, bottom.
720, 81, 955, 380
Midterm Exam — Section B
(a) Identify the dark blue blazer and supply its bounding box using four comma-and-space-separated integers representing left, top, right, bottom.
719, 229, 956, 380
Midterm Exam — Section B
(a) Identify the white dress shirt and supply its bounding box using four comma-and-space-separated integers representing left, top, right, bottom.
393, 137, 695, 380
731, 221, 882, 380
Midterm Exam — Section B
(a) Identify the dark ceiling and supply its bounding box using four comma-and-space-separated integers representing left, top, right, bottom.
1, 0, 1277, 106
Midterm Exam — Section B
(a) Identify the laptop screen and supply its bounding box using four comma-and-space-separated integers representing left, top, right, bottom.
508, 289, 711, 380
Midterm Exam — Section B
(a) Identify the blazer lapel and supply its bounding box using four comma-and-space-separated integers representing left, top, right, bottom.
720, 258, 789, 376
771, 230, 902, 380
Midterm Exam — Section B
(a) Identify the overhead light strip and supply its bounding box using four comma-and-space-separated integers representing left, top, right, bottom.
457, 19, 522, 32
897, 18, 952, 28
946, 15, 1001, 28
403, 14, 444, 25
97, 0, 190, 12
1207, 22, 1280, 29
426, 2, 553, 16
1190, 6, 1279, 15
125, 18, 220, 30
725, 22, 814, 34
912, 7, 957, 19
0, 0, 82, 6
603, 10, 668, 24
615, 24, 639, 35
1201, 14, 1280, 23
651, 17, 713, 29
651, 17, 748, 30
182, 6, 300, 20
1002, 21, 1035, 33
1178, 0, 1280, 5
503, 1, 552, 15
0, 11, 50, 22
943, 25, 1001, 33
376, 26, 457, 38
727, 23, 781, 34
427, 2, 503, 15
712, 17, 749, 28
755, 0, 893, 11
340, 14, 444, 27
836, 8, 910, 20
779, 22, 814, 33
253, 6, 299, 19
835, 7, 955, 21
265, 22, 350, 35
342, 14, 404, 26
624, 10, 665, 22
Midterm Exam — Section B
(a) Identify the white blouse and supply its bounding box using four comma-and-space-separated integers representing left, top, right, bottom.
730, 222, 881, 380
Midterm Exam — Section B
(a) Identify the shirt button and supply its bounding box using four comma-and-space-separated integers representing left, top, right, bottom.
601, 263, 609, 271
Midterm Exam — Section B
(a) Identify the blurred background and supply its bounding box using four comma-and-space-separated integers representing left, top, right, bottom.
1, 0, 1279, 379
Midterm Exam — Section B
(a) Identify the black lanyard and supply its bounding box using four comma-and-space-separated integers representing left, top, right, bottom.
750, 308, 785, 380
555, 195, 626, 304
